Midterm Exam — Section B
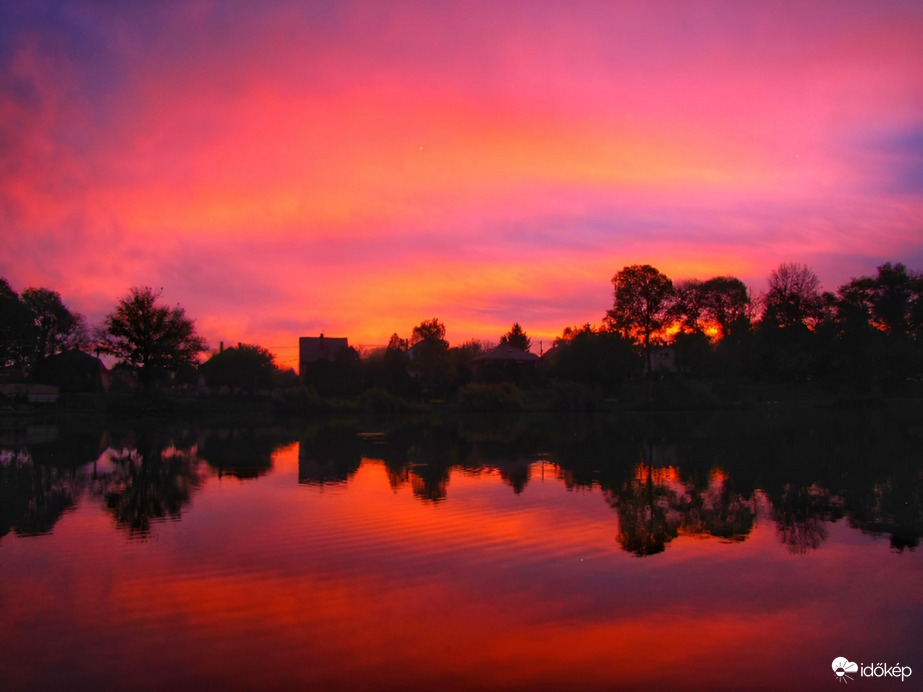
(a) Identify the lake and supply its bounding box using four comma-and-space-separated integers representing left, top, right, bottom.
1, 409, 920, 690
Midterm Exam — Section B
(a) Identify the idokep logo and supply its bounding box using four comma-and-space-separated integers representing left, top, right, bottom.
832, 657, 913, 683
833, 658, 859, 683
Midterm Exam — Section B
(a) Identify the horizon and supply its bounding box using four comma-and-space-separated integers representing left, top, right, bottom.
2, 1, 922, 368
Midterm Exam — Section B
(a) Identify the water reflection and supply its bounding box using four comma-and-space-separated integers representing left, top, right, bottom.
0, 449, 81, 537
0, 410, 921, 691
199, 427, 286, 480
0, 409, 920, 555
297, 425, 362, 486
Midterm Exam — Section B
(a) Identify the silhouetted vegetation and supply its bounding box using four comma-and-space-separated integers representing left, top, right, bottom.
499, 322, 531, 351
200, 343, 278, 393
99, 286, 207, 392
2, 258, 921, 411
1, 279, 87, 376
606, 264, 674, 373
3, 409, 917, 554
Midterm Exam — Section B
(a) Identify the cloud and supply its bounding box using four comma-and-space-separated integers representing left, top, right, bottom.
1, 1, 922, 356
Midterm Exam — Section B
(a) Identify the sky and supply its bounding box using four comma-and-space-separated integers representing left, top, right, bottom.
1, 0, 922, 366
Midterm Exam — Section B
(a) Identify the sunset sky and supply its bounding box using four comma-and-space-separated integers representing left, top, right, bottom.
2, 0, 921, 366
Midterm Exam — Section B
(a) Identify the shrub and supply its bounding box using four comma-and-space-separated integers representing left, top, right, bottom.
456, 383, 523, 412
360, 388, 415, 413
271, 386, 329, 414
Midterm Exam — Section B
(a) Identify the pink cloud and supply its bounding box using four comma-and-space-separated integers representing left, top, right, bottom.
1, 1, 921, 358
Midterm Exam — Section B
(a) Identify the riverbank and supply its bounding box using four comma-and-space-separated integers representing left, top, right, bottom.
3, 376, 922, 421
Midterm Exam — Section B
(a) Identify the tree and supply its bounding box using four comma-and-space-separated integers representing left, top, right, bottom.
200, 343, 277, 393
668, 280, 706, 335
364, 335, 415, 396
842, 262, 923, 338
0, 279, 35, 371
408, 318, 450, 393
410, 318, 448, 348
699, 276, 751, 338
605, 265, 674, 373
835, 263, 923, 383
499, 322, 531, 351
387, 332, 409, 351
762, 262, 824, 329
21, 287, 87, 363
101, 286, 208, 391
549, 324, 640, 393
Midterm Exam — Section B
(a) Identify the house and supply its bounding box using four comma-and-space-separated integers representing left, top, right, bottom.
0, 383, 60, 404
471, 343, 541, 367
647, 346, 678, 374
29, 349, 108, 392
470, 344, 540, 382
299, 334, 349, 372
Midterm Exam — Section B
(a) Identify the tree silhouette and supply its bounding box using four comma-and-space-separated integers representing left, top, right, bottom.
762, 262, 825, 328
605, 265, 674, 373
499, 322, 532, 351
0, 278, 36, 371
200, 343, 277, 393
699, 276, 751, 338
408, 318, 450, 393
101, 286, 208, 392
668, 280, 706, 334
21, 287, 87, 364
549, 324, 639, 396
839, 262, 923, 338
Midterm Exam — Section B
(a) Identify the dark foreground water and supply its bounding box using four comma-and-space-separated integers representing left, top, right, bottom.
1, 409, 921, 691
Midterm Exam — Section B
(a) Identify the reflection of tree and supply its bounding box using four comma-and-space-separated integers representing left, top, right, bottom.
683, 472, 755, 542
199, 427, 284, 480
847, 463, 923, 552
607, 463, 682, 557
410, 464, 449, 502
769, 484, 841, 554
297, 428, 361, 487
371, 423, 464, 503
91, 431, 203, 537
0, 451, 82, 538
382, 459, 409, 492
495, 457, 531, 494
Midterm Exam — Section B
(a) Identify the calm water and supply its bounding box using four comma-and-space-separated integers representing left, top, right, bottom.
1, 410, 921, 691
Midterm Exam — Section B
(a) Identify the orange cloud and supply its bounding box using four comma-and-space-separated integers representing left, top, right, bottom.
2, 1, 922, 355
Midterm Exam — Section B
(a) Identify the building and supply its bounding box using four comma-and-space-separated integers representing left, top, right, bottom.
470, 344, 540, 382
299, 334, 349, 375
647, 346, 677, 374
471, 343, 541, 367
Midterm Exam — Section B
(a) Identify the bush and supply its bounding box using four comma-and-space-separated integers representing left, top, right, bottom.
456, 383, 523, 412
271, 386, 329, 414
360, 388, 416, 413
549, 380, 601, 411
636, 378, 720, 411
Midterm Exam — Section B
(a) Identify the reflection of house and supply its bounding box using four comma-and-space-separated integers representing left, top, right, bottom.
299, 334, 348, 373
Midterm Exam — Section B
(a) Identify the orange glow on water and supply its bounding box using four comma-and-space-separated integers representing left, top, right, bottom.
1, 436, 922, 690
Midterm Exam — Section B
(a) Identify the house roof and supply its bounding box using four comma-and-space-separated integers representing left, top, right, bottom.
471, 344, 540, 363
299, 335, 349, 363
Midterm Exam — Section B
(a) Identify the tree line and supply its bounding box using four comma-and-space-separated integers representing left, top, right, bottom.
1, 259, 921, 401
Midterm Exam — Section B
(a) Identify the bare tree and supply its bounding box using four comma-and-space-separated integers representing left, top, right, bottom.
763, 263, 824, 328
